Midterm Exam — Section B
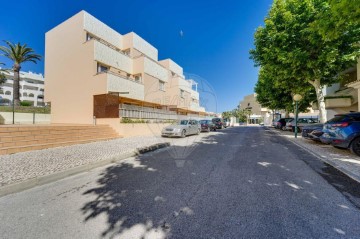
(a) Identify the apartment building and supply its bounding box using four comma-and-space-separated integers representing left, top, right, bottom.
239, 93, 270, 124
45, 11, 205, 124
0, 70, 45, 106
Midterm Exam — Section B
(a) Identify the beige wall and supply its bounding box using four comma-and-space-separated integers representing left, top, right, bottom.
97, 118, 170, 137
45, 12, 108, 124
239, 94, 263, 115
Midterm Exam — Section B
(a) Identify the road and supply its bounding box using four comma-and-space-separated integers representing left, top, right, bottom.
1, 126, 360, 239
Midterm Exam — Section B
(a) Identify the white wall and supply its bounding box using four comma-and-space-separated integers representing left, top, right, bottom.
0, 112, 51, 124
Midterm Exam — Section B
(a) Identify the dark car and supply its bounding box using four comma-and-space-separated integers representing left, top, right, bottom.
275, 118, 294, 130
212, 118, 224, 129
302, 123, 324, 141
320, 113, 360, 156
199, 119, 216, 132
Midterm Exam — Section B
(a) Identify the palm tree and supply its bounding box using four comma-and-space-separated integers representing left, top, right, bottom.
0, 41, 41, 106
0, 63, 6, 86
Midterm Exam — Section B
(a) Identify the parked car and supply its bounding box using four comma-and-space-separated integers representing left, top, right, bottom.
320, 112, 360, 156
223, 119, 231, 128
285, 118, 319, 132
212, 118, 224, 129
162, 119, 200, 137
199, 119, 216, 132
275, 118, 294, 130
302, 123, 324, 141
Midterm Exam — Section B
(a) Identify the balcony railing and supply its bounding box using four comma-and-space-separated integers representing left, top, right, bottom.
120, 105, 178, 120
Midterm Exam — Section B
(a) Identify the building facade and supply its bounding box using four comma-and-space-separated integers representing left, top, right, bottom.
239, 93, 269, 124
45, 11, 205, 124
0, 70, 45, 106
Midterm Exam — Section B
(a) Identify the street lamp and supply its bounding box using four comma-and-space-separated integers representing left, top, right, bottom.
293, 94, 303, 138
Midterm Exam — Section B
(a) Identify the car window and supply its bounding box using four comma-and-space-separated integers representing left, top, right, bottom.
179, 120, 189, 125
327, 115, 348, 123
298, 118, 307, 123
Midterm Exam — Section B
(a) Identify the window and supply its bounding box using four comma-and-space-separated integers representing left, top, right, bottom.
123, 49, 130, 56
86, 33, 93, 41
5, 91, 11, 95
23, 92, 27, 97
29, 93, 34, 97
180, 89, 184, 98
159, 81, 165, 91
134, 75, 142, 83
0, 89, 3, 94
97, 63, 108, 73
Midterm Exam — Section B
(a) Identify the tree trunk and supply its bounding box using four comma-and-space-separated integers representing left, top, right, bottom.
310, 79, 327, 123
13, 64, 21, 106
285, 111, 289, 118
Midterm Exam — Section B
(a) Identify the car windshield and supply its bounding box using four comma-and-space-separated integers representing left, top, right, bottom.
178, 120, 189, 125
200, 120, 209, 124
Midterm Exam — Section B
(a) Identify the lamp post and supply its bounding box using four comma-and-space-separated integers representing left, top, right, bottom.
12, 90, 14, 124
293, 94, 303, 138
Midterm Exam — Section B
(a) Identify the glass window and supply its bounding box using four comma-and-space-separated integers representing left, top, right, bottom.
180, 89, 184, 98
86, 33, 93, 41
97, 63, 108, 73
179, 120, 189, 125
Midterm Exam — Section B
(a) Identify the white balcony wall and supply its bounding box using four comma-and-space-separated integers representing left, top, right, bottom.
123, 32, 158, 61
159, 59, 183, 77
94, 41, 132, 73
190, 90, 199, 101
106, 73, 144, 101
144, 58, 168, 82
83, 11, 123, 49
168, 60, 183, 76
177, 77, 192, 92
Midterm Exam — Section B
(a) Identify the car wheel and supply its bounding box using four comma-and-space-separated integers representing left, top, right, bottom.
350, 137, 360, 156
207, 127, 211, 132
181, 130, 186, 138
281, 126, 286, 131
197, 129, 201, 135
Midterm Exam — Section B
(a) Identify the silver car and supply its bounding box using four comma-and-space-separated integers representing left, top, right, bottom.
161, 119, 201, 137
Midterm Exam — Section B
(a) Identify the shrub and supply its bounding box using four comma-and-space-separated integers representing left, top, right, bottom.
20, 101, 33, 107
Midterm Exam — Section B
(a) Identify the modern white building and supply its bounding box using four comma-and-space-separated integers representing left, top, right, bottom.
0, 70, 45, 106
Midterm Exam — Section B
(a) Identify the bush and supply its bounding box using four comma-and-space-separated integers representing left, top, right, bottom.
20, 101, 33, 107
0, 105, 51, 114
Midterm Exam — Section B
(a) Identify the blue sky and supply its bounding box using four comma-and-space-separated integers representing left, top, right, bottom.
0, 0, 272, 113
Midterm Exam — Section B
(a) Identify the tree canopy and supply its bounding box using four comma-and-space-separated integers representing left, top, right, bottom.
250, 0, 360, 122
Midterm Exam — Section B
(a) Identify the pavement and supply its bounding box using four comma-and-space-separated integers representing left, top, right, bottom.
271, 127, 360, 183
1, 126, 360, 239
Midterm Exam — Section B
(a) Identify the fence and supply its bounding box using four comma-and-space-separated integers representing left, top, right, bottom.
0, 112, 51, 124
119, 104, 206, 121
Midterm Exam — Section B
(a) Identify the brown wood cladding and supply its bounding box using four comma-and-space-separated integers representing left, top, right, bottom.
93, 94, 119, 118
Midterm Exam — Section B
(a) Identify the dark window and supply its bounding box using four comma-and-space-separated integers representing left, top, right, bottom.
97, 63, 108, 73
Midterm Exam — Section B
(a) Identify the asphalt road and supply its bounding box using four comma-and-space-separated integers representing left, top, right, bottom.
1, 126, 360, 239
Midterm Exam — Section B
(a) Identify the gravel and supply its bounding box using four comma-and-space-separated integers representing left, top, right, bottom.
0, 136, 168, 187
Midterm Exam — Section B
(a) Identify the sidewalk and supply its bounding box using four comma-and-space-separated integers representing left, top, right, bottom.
0, 135, 170, 196
270, 127, 360, 183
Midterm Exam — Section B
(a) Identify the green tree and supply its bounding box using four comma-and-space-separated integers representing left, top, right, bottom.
250, 0, 359, 123
0, 41, 41, 106
0, 63, 6, 86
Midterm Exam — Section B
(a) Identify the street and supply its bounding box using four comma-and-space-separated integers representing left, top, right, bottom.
1, 126, 360, 239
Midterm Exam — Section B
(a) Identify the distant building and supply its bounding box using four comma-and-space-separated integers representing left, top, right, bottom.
239, 93, 269, 124
0, 70, 45, 106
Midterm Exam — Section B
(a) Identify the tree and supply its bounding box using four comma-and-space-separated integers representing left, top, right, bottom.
255, 66, 316, 115
0, 41, 41, 106
250, 0, 359, 123
0, 63, 6, 87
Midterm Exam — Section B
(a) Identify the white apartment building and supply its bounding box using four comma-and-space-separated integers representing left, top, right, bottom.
0, 70, 45, 106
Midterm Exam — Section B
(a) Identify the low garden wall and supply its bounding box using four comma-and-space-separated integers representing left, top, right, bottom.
0, 112, 51, 124
96, 118, 170, 137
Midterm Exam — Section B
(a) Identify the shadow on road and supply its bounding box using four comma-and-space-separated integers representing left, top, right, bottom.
80, 126, 360, 238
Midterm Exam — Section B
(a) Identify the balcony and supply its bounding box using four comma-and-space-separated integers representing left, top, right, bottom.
190, 90, 199, 101
93, 40, 133, 73
325, 97, 353, 109
324, 87, 357, 109
98, 71, 144, 101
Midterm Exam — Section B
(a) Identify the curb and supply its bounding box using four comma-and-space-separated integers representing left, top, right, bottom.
0, 142, 170, 198
268, 127, 360, 184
